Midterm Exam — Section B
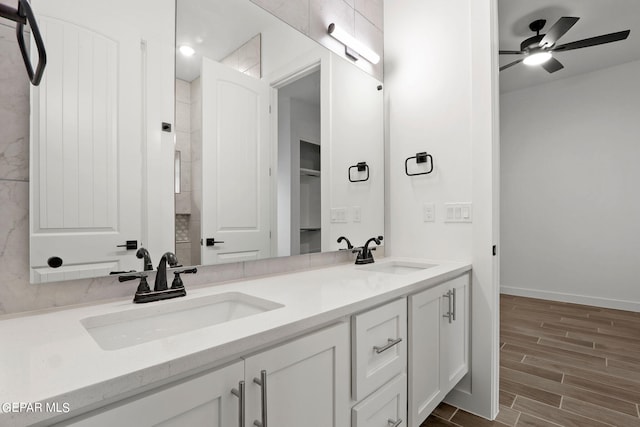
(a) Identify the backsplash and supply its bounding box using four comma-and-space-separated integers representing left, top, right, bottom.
0, 0, 384, 316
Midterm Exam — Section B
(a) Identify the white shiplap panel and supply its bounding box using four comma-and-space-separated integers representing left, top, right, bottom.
37, 17, 117, 230
62, 25, 79, 227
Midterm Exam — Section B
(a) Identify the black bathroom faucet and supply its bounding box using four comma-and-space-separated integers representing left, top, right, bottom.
118, 251, 197, 303
355, 235, 383, 265
154, 251, 179, 291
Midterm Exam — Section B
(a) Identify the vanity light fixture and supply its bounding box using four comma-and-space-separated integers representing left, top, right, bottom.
327, 23, 380, 64
523, 50, 552, 66
179, 45, 195, 57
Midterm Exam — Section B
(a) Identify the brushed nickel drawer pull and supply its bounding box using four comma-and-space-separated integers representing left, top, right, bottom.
374, 337, 403, 354
253, 370, 268, 427
452, 287, 457, 321
388, 418, 403, 426
231, 380, 245, 427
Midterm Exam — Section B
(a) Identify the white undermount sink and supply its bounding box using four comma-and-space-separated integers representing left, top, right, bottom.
81, 292, 283, 350
357, 260, 437, 275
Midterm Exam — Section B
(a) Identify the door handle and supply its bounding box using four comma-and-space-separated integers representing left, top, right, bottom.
231, 380, 245, 427
205, 238, 225, 246
388, 418, 403, 427
253, 370, 268, 427
116, 240, 138, 250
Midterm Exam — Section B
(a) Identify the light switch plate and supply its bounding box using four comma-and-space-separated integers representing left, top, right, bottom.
423, 203, 435, 222
353, 206, 361, 223
444, 203, 472, 223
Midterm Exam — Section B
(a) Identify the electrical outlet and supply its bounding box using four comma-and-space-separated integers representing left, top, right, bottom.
423, 203, 435, 222
444, 203, 472, 223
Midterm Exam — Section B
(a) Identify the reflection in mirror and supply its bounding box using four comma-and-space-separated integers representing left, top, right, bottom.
175, 0, 384, 267
28, 0, 384, 283
28, 0, 175, 283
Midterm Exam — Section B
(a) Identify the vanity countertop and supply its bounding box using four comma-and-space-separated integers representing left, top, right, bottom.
0, 257, 470, 426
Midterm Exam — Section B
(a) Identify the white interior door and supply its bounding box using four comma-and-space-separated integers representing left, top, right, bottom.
200, 58, 271, 265
29, 0, 160, 282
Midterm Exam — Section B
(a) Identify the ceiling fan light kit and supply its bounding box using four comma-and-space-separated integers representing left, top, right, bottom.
499, 16, 631, 74
523, 51, 552, 66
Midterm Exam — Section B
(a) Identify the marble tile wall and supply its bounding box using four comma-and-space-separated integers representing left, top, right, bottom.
175, 79, 193, 266
250, 0, 384, 80
221, 34, 262, 78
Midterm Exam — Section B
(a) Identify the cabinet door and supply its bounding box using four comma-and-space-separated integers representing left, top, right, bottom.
408, 285, 444, 427
441, 274, 470, 390
244, 322, 350, 427
60, 361, 244, 427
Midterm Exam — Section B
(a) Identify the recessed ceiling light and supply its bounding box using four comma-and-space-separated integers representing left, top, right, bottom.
179, 45, 195, 57
523, 51, 552, 66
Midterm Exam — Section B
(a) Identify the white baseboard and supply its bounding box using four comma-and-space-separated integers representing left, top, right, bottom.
500, 286, 640, 313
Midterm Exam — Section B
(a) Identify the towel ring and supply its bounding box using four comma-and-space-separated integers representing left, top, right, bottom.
405, 152, 433, 176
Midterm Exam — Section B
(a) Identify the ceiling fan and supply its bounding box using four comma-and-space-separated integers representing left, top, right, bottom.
500, 17, 631, 73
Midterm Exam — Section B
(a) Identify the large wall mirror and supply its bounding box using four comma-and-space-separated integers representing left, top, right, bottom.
28, 0, 384, 283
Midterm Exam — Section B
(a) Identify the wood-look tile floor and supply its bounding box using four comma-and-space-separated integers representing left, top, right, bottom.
421, 294, 640, 427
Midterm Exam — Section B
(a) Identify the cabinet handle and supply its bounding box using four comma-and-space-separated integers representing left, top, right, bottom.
388, 418, 403, 427
253, 370, 268, 427
231, 380, 245, 427
452, 287, 457, 321
373, 337, 403, 354
443, 290, 453, 324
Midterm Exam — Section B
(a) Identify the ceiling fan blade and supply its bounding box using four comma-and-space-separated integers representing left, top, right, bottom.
539, 17, 579, 48
500, 59, 523, 72
553, 30, 630, 52
541, 57, 564, 73
499, 50, 524, 55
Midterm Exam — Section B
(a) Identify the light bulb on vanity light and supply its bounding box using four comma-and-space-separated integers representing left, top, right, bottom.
179, 45, 195, 57
523, 51, 552, 66
327, 23, 380, 64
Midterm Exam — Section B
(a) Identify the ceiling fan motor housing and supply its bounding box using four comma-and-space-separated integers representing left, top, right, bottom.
520, 34, 545, 52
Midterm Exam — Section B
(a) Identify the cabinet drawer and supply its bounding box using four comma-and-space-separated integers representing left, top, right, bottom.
352, 298, 407, 400
352, 374, 407, 427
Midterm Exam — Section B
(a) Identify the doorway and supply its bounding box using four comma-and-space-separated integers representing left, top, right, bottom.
275, 70, 321, 256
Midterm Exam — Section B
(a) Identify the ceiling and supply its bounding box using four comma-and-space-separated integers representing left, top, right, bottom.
176, 0, 281, 82
498, 0, 640, 93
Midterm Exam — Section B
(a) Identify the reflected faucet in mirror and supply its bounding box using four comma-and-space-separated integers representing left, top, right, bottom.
337, 236, 354, 250
136, 248, 154, 271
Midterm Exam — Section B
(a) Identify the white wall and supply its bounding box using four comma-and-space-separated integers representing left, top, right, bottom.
385, 0, 499, 419
501, 60, 640, 311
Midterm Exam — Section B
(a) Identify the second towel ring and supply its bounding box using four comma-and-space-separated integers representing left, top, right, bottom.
405, 152, 433, 176
349, 162, 369, 182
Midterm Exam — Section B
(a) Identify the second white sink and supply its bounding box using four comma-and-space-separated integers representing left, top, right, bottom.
357, 260, 437, 275
81, 292, 284, 350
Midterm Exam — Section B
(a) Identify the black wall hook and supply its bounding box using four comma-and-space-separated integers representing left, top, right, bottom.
348, 162, 369, 182
0, 0, 47, 86
405, 152, 434, 176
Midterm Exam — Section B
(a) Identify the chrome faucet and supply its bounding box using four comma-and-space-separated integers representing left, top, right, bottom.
355, 235, 383, 265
